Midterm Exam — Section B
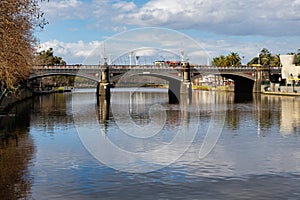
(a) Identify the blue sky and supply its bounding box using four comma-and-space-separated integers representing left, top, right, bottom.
36, 0, 300, 65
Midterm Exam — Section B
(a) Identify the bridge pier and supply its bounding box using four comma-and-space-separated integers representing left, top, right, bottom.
180, 62, 192, 101
96, 95, 110, 134
253, 67, 265, 93
97, 61, 111, 100
168, 62, 192, 104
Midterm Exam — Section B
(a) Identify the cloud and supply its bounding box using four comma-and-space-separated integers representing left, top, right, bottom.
37, 40, 103, 64
40, 0, 88, 20
39, 0, 300, 36
112, 1, 137, 12
114, 0, 300, 36
37, 33, 300, 66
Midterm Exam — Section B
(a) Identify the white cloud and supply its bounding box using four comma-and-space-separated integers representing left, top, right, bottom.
40, 0, 88, 20
112, 1, 137, 12
37, 33, 299, 66
37, 40, 103, 64
113, 0, 300, 36
36, 1, 300, 65
39, 0, 300, 36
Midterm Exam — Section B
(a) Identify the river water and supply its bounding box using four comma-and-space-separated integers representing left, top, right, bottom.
1, 88, 300, 199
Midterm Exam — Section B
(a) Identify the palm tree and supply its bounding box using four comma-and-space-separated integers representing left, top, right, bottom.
259, 48, 271, 66
227, 52, 241, 66
270, 54, 280, 67
212, 55, 227, 67
212, 53, 241, 67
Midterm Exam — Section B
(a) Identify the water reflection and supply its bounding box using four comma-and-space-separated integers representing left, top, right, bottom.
1, 90, 300, 199
31, 94, 73, 129
0, 100, 34, 200
74, 88, 201, 172
252, 94, 300, 135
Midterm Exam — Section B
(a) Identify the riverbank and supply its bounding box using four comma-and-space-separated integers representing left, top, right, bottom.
192, 85, 234, 92
0, 87, 33, 114
263, 91, 300, 96
33, 86, 73, 95
263, 85, 300, 96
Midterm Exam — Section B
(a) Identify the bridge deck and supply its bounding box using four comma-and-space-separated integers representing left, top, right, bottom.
30, 65, 281, 81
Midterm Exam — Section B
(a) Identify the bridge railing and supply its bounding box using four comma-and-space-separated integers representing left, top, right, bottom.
32, 65, 281, 70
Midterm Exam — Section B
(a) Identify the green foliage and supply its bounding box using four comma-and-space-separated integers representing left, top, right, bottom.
211, 52, 241, 67
259, 48, 271, 66
270, 54, 280, 67
35, 48, 66, 66
247, 57, 259, 66
294, 49, 300, 65
209, 48, 300, 67
247, 48, 281, 67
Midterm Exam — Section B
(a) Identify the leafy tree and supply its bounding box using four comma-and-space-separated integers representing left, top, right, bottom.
247, 57, 259, 66
227, 52, 241, 66
259, 48, 271, 66
270, 54, 280, 67
35, 48, 67, 66
247, 48, 280, 67
0, 0, 47, 90
35, 48, 70, 87
212, 55, 227, 67
211, 52, 241, 67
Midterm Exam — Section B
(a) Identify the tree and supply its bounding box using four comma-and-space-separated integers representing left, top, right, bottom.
212, 55, 227, 67
247, 48, 280, 67
35, 48, 70, 87
259, 48, 271, 66
0, 0, 47, 90
211, 52, 241, 67
227, 52, 241, 66
35, 48, 67, 66
270, 54, 280, 67
247, 57, 259, 66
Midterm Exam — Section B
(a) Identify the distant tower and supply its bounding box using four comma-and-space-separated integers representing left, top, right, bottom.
180, 51, 185, 62
129, 51, 134, 66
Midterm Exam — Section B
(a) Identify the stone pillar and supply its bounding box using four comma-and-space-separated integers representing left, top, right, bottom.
97, 61, 111, 100
253, 67, 263, 93
180, 62, 192, 99
96, 95, 110, 135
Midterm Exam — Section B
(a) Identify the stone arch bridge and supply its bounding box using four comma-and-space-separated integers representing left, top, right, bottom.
30, 64, 281, 102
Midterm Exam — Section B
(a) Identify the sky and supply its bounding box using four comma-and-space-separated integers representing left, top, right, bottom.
36, 0, 300, 65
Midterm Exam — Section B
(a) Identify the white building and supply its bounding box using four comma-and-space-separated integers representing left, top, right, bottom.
280, 54, 300, 84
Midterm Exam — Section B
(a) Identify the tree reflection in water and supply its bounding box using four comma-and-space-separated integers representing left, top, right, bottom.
0, 100, 34, 200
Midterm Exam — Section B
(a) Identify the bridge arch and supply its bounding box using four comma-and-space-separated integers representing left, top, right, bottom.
191, 72, 256, 93
110, 71, 181, 83
29, 72, 100, 83
110, 71, 182, 103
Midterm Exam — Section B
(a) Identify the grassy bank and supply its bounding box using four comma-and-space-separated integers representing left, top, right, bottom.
192, 85, 234, 91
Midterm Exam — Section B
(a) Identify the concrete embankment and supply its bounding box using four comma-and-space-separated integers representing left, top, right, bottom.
263, 91, 300, 96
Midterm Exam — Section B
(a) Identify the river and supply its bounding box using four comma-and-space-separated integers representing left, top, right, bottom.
1, 88, 300, 199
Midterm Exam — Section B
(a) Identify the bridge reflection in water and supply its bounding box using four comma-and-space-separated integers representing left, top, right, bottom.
2, 90, 300, 198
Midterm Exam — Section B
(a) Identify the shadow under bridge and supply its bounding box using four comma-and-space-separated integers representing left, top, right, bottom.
110, 70, 183, 104
191, 71, 256, 93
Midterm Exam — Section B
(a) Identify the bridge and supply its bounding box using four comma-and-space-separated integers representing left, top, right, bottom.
30, 63, 281, 103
